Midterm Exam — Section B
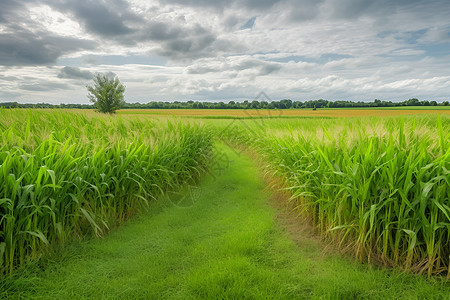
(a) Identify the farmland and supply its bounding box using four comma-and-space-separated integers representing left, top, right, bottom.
1, 108, 450, 298
116, 107, 450, 118
215, 114, 450, 277
0, 109, 212, 275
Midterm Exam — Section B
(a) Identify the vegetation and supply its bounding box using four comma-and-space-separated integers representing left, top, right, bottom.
1, 108, 449, 297
1, 98, 449, 110
216, 115, 450, 277
0, 109, 212, 275
87, 74, 125, 114
2, 144, 449, 299
116, 108, 449, 119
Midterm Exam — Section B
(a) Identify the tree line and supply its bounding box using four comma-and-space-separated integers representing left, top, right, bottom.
1, 98, 449, 110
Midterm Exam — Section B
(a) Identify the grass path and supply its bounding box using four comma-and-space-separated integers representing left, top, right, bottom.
1, 144, 449, 299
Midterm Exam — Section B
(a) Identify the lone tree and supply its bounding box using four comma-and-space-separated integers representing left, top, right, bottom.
87, 73, 125, 114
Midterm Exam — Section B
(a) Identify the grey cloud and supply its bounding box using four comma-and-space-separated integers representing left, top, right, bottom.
187, 57, 281, 76
139, 21, 183, 41
157, 0, 404, 17
18, 82, 71, 91
0, 74, 20, 82
224, 16, 239, 28
236, 59, 282, 75
322, 0, 374, 19
186, 65, 216, 74
260, 63, 281, 75
284, 0, 323, 22
419, 27, 450, 43
242, 0, 282, 10
125, 18, 226, 60
58, 66, 93, 80
0, 29, 96, 66
0, 0, 96, 66
159, 0, 283, 10
156, 33, 218, 59
0, 90, 23, 100
82, 56, 99, 65
50, 0, 139, 37
158, 0, 229, 9
0, 1, 19, 23
48, 0, 225, 60
320, 0, 446, 20
155, 0, 445, 27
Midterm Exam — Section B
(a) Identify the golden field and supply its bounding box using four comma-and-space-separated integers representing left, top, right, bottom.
116, 108, 450, 118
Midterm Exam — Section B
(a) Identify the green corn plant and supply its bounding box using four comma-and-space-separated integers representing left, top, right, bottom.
1, 109, 213, 275
217, 114, 449, 277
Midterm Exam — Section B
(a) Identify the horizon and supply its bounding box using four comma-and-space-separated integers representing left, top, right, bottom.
2, 97, 448, 107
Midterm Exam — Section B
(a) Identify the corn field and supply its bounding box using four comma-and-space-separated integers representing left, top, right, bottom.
2, 109, 449, 279
0, 109, 212, 275
218, 115, 450, 277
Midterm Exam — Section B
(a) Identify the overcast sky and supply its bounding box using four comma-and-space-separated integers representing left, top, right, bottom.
1, 0, 450, 104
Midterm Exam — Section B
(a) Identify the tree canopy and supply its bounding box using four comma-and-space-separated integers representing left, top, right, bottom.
87, 74, 125, 114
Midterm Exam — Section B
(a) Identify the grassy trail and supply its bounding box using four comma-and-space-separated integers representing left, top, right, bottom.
1, 144, 449, 299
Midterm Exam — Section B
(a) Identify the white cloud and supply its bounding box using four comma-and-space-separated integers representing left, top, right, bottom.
418, 26, 450, 43
1, 0, 450, 103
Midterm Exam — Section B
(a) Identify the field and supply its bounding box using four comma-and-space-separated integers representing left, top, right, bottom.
1, 108, 449, 297
0, 110, 212, 275
116, 107, 450, 118
214, 114, 450, 277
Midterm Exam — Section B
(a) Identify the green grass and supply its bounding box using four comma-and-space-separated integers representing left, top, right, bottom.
2, 144, 449, 299
323, 106, 450, 110
191, 115, 332, 120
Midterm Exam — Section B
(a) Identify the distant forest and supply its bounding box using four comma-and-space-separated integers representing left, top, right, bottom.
1, 98, 449, 109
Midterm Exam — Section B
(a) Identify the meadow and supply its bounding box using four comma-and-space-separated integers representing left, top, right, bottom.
0, 107, 449, 297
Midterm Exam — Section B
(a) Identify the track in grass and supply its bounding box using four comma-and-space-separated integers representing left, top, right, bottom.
1, 144, 449, 299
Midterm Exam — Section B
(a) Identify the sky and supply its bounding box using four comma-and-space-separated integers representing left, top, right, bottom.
1, 0, 450, 104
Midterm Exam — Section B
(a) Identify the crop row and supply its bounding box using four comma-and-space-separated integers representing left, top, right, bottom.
218, 115, 450, 277
0, 110, 213, 274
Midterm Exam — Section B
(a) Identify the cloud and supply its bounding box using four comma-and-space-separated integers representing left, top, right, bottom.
0, 0, 24, 23
156, 33, 218, 59
45, 0, 232, 60
186, 56, 281, 76
277, 0, 322, 22
1, 0, 450, 103
50, 0, 140, 37
18, 82, 71, 91
0, 30, 96, 66
0, 0, 96, 66
320, 0, 374, 19
158, 0, 282, 11
0, 74, 20, 82
139, 21, 184, 41
418, 26, 450, 43
57, 66, 93, 80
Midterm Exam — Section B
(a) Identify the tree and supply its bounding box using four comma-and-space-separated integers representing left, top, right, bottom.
250, 100, 260, 109
406, 98, 420, 106
87, 73, 125, 114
